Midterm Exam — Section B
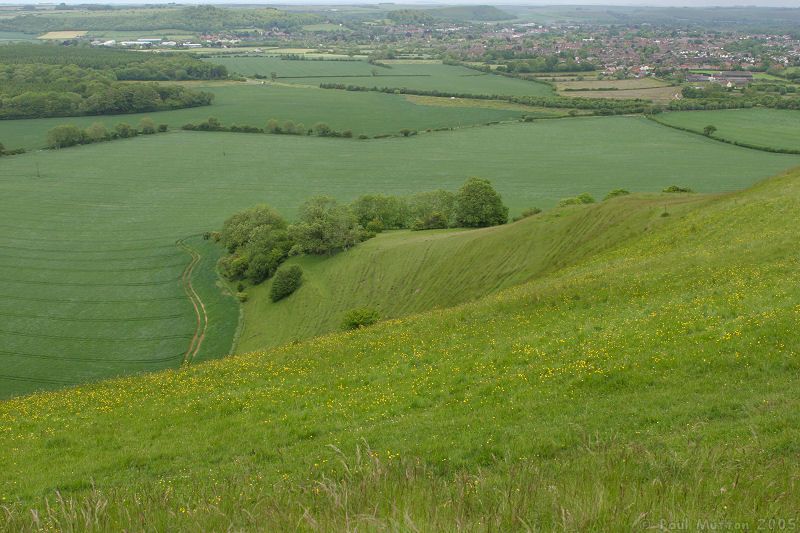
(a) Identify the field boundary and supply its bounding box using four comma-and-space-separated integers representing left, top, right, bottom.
177, 236, 209, 365
647, 113, 800, 155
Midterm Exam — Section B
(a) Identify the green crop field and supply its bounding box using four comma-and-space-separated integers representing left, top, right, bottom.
0, 30, 37, 42
212, 56, 555, 96
0, 82, 525, 150
655, 109, 800, 152
238, 193, 708, 352
1, 166, 799, 529
1, 116, 798, 398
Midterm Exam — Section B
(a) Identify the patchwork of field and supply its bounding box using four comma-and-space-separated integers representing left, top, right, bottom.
212, 57, 555, 96
1, 116, 798, 397
655, 109, 800, 152
0, 82, 526, 150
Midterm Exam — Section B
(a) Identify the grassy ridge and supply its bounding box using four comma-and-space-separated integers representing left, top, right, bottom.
655, 109, 800, 152
1, 168, 799, 529
239, 193, 708, 352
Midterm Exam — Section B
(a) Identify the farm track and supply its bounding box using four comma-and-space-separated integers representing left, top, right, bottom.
177, 237, 209, 366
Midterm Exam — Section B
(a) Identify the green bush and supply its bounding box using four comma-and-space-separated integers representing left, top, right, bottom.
663, 185, 694, 193
604, 189, 630, 201
341, 307, 381, 331
365, 218, 384, 233
269, 265, 303, 302
512, 207, 541, 221
558, 193, 595, 207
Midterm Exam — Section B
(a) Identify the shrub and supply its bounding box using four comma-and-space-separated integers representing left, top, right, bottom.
559, 193, 595, 207
513, 207, 542, 221
266, 118, 281, 134
115, 123, 136, 138
158, 124, 168, 132
139, 117, 156, 134
84, 122, 110, 143
341, 307, 381, 330
663, 185, 694, 193
314, 122, 332, 136
604, 189, 630, 201
342, 130, 353, 138
269, 264, 303, 302
365, 218, 384, 233
46, 124, 85, 149
411, 212, 449, 231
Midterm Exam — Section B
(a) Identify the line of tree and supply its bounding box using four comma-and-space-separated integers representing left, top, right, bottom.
45, 118, 167, 149
215, 178, 509, 285
181, 117, 354, 138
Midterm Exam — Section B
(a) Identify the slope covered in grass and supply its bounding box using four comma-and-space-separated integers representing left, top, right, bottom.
1, 118, 798, 397
1, 168, 799, 530
239, 193, 708, 351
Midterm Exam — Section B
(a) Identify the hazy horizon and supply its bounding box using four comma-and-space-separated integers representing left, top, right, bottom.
4, 0, 800, 6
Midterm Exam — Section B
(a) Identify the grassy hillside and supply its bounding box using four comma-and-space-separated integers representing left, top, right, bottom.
239, 193, 708, 352
655, 109, 800, 152
1, 118, 798, 396
1, 167, 799, 529
0, 82, 525, 150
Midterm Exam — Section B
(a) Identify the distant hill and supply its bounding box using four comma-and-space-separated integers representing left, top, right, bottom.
388, 5, 512, 24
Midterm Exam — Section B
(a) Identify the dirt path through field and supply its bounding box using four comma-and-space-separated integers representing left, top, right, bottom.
177, 237, 208, 365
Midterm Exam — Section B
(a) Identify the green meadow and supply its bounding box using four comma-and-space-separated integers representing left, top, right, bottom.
0, 116, 798, 397
1, 167, 798, 529
213, 56, 555, 96
0, 82, 525, 150
655, 108, 800, 152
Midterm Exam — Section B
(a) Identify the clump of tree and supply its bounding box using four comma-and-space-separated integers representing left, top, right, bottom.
409, 189, 457, 230
341, 307, 381, 331
45, 117, 165, 149
0, 63, 214, 119
351, 194, 410, 231
215, 178, 510, 287
269, 264, 303, 302
703, 125, 717, 137
558, 193, 596, 207
217, 205, 293, 284
289, 196, 369, 256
